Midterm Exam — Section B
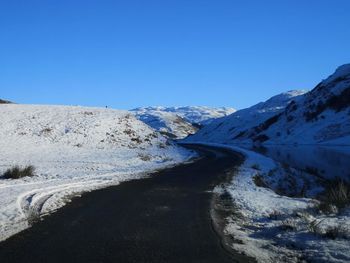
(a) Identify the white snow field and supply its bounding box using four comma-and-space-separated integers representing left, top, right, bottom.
0, 104, 194, 241
188, 143, 350, 263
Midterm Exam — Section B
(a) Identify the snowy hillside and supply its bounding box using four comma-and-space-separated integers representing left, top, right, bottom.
250, 64, 350, 145
186, 64, 350, 146
184, 90, 306, 144
0, 104, 193, 241
131, 108, 198, 139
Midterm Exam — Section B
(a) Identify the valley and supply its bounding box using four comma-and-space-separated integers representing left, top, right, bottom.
1, 64, 349, 263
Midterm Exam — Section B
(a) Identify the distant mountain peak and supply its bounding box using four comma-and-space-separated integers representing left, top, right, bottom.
264, 90, 308, 104
0, 99, 12, 104
131, 106, 236, 125
322, 63, 350, 86
131, 106, 236, 139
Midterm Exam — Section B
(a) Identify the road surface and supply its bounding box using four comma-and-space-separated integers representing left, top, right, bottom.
0, 145, 253, 263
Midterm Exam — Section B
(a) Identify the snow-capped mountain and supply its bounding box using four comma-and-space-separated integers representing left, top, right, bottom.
251, 64, 350, 145
185, 64, 350, 146
184, 90, 307, 144
0, 104, 192, 241
131, 106, 235, 139
131, 109, 198, 139
132, 106, 235, 125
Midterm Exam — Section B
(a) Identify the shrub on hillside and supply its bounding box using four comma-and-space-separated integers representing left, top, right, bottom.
253, 174, 268, 188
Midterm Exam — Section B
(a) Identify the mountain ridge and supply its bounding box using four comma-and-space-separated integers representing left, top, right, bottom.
131, 106, 235, 139
184, 64, 350, 145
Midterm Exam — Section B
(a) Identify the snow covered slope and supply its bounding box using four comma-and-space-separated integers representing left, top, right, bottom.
0, 104, 193, 241
184, 90, 306, 144
186, 64, 350, 146
131, 108, 198, 139
251, 64, 350, 145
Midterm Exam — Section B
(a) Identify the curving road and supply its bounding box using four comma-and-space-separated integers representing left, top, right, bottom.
0, 145, 252, 263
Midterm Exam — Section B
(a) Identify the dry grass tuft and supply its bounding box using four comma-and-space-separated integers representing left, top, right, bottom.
317, 179, 350, 213
2, 165, 35, 179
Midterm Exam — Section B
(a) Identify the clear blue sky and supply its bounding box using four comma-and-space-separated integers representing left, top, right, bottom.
1, 0, 349, 110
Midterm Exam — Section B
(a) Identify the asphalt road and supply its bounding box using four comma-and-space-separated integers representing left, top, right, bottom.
0, 144, 250, 263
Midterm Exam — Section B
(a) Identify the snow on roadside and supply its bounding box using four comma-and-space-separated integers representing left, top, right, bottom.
0, 104, 195, 241
183, 142, 350, 263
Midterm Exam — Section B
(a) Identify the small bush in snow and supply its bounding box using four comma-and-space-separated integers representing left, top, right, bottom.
131, 137, 142, 144
280, 219, 298, 231
308, 220, 350, 239
41, 127, 53, 133
308, 219, 323, 235
268, 210, 283, 220
138, 153, 152, 161
2, 165, 35, 179
327, 180, 350, 208
317, 202, 338, 215
324, 225, 349, 240
318, 179, 350, 213
123, 129, 134, 136
253, 174, 268, 188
